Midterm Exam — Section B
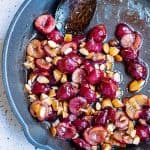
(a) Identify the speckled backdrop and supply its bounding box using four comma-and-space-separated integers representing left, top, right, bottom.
0, 0, 35, 149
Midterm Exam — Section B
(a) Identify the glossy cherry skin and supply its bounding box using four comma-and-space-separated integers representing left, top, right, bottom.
73, 119, 89, 131
127, 61, 147, 80
88, 24, 107, 42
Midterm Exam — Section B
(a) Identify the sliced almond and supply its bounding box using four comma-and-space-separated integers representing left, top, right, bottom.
24, 84, 32, 94
45, 56, 52, 63
48, 40, 57, 48
64, 47, 73, 55
129, 80, 145, 92
79, 48, 89, 56
49, 89, 56, 98
37, 76, 49, 84
95, 102, 101, 111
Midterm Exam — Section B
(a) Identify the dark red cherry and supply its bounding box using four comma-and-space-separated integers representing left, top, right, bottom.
115, 23, 133, 39
56, 122, 76, 139
34, 14, 55, 34
136, 125, 150, 141
85, 39, 103, 53
73, 119, 89, 131
88, 24, 107, 42
83, 61, 95, 74
32, 82, 49, 94
127, 61, 147, 80
121, 48, 139, 61
47, 29, 64, 44
86, 69, 104, 85
69, 97, 87, 116
57, 82, 78, 101
99, 78, 118, 99
80, 84, 96, 104
73, 138, 91, 150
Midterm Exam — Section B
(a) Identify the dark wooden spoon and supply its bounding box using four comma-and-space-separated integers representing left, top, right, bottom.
55, 0, 97, 35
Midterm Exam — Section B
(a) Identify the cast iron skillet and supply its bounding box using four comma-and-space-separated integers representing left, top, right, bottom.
2, 0, 150, 149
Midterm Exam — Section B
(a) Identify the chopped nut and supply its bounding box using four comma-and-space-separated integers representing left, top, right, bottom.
24, 61, 35, 69
61, 74, 67, 83
24, 84, 32, 94
133, 136, 140, 145
26, 56, 34, 61
79, 48, 89, 56
64, 47, 73, 55
109, 47, 120, 56
40, 93, 49, 101
62, 111, 69, 118
92, 145, 98, 150
103, 43, 110, 54
72, 133, 79, 139
92, 53, 106, 62
113, 72, 121, 83
107, 71, 114, 78
102, 143, 112, 150
50, 126, 57, 136
53, 69, 62, 81
37, 76, 49, 84
63, 102, 68, 112
41, 40, 47, 46
28, 94, 37, 102
107, 123, 116, 133
80, 42, 86, 48
57, 106, 63, 116
29, 73, 37, 82
52, 119, 60, 127
45, 57, 52, 63
96, 92, 101, 98
52, 56, 62, 65
102, 99, 113, 109
106, 55, 114, 62
86, 52, 94, 59
48, 40, 57, 48
52, 100, 59, 111
64, 34, 72, 42
109, 39, 119, 47
106, 62, 113, 70
49, 89, 56, 98
129, 129, 136, 138
100, 64, 106, 70
112, 99, 124, 108
129, 80, 145, 92
95, 102, 101, 111
115, 55, 123, 62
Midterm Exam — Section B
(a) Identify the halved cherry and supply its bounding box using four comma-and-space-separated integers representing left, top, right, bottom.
56, 122, 76, 139
115, 23, 133, 39
27, 39, 45, 58
30, 100, 48, 121
120, 33, 135, 48
99, 78, 118, 99
86, 69, 104, 85
120, 48, 139, 62
69, 97, 87, 116
72, 68, 86, 84
57, 82, 78, 101
88, 24, 107, 42
80, 83, 96, 103
85, 39, 103, 53
73, 138, 91, 150
35, 58, 51, 71
115, 111, 129, 130
132, 32, 142, 50
73, 119, 89, 131
47, 29, 64, 44
32, 82, 50, 94
83, 61, 95, 74
61, 42, 78, 54
57, 53, 82, 73
84, 126, 107, 145
34, 14, 55, 34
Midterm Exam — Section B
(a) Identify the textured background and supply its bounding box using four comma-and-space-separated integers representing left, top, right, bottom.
0, 0, 35, 149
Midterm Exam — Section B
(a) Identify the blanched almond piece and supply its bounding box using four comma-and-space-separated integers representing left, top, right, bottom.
37, 76, 49, 84
53, 69, 62, 81
24, 61, 35, 69
103, 43, 110, 54
64, 47, 73, 55
109, 47, 120, 56
102, 99, 113, 109
95, 102, 101, 111
129, 80, 145, 92
133, 136, 140, 145
79, 48, 89, 56
48, 40, 57, 48
61, 74, 67, 83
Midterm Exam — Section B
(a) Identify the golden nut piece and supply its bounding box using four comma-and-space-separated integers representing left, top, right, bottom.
103, 43, 110, 54
64, 34, 72, 42
109, 47, 120, 57
129, 80, 145, 92
53, 69, 62, 82
102, 99, 113, 109
112, 99, 124, 108
102, 143, 112, 150
114, 55, 123, 62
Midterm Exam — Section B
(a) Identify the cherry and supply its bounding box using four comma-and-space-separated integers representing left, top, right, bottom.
34, 14, 55, 34
85, 39, 103, 53
99, 78, 118, 99
140, 107, 150, 124
73, 119, 89, 131
72, 35, 86, 44
32, 82, 49, 94
35, 58, 51, 71
115, 23, 133, 39
83, 61, 95, 74
69, 97, 87, 116
56, 122, 76, 139
88, 24, 107, 42
73, 138, 91, 150
136, 125, 150, 141
57, 82, 78, 101
86, 69, 104, 85
121, 48, 139, 61
47, 29, 64, 44
33, 68, 50, 77
84, 126, 107, 145
132, 32, 142, 50
127, 61, 147, 80
80, 83, 96, 104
